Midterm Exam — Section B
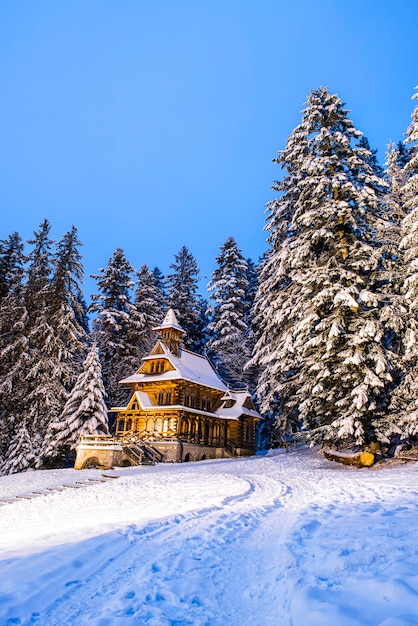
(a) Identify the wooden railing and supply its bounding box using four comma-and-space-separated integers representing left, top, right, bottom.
222, 436, 238, 456
118, 435, 164, 464
78, 434, 121, 448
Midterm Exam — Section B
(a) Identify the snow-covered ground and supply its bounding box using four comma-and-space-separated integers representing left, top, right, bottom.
1, 449, 418, 626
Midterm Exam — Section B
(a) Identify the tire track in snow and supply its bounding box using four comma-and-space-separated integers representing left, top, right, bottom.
37, 454, 321, 626
6, 451, 415, 626
37, 462, 291, 626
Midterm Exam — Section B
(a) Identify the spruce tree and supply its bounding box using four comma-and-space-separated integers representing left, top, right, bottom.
25, 218, 53, 313
90, 248, 139, 407
41, 343, 108, 466
134, 264, 167, 355
0, 232, 29, 461
399, 86, 418, 313
51, 226, 88, 375
0, 232, 26, 301
23, 223, 89, 463
0, 421, 36, 475
384, 87, 418, 443
358, 135, 384, 178
152, 267, 167, 312
166, 246, 203, 351
249, 122, 313, 438
243, 258, 260, 394
207, 237, 249, 388
19, 220, 67, 461
192, 299, 212, 356
251, 87, 392, 447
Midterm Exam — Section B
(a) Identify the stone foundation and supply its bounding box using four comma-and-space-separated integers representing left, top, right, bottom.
74, 436, 254, 469
151, 441, 232, 463
74, 442, 128, 470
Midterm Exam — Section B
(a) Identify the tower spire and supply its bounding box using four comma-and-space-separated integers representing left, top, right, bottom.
153, 308, 186, 356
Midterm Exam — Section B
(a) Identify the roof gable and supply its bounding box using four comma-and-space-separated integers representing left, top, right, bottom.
120, 345, 228, 392
150, 341, 166, 356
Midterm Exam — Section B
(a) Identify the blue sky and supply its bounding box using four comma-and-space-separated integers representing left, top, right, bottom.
1, 0, 417, 299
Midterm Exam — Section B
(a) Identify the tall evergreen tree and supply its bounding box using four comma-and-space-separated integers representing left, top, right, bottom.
24, 223, 89, 463
152, 267, 167, 312
0, 232, 29, 462
192, 298, 212, 356
358, 135, 384, 177
251, 87, 393, 447
384, 87, 418, 442
51, 226, 88, 370
17, 220, 67, 462
25, 218, 53, 313
243, 257, 260, 390
0, 232, 26, 301
41, 343, 108, 466
134, 264, 167, 355
90, 248, 139, 407
0, 421, 36, 475
207, 237, 249, 388
52, 226, 88, 351
166, 246, 203, 351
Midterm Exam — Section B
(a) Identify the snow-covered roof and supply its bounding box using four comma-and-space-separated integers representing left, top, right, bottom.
153, 308, 186, 334
120, 342, 228, 392
132, 391, 154, 409
118, 391, 261, 421
215, 391, 262, 420
116, 388, 262, 422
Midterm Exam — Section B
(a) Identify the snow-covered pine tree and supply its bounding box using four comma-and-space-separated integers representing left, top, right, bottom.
383, 87, 418, 443
23, 222, 90, 466
0, 232, 26, 301
41, 343, 108, 466
207, 237, 250, 388
385, 142, 410, 230
25, 220, 70, 457
134, 264, 167, 355
0, 420, 36, 475
251, 87, 393, 447
50, 226, 89, 378
248, 122, 312, 440
358, 136, 384, 178
191, 299, 212, 355
90, 248, 139, 408
25, 219, 53, 313
16, 220, 70, 464
242, 257, 260, 394
0, 232, 29, 463
400, 86, 418, 310
166, 246, 204, 351
244, 258, 259, 326
152, 267, 167, 311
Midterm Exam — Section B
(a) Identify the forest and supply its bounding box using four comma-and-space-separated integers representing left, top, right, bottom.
0, 85, 417, 474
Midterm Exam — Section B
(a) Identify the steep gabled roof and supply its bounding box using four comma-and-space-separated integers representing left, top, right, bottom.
215, 391, 262, 420
120, 342, 228, 392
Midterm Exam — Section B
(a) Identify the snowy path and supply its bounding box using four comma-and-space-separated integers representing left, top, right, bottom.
1, 450, 418, 625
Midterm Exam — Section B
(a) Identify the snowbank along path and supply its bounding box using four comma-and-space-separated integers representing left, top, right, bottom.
1, 449, 418, 625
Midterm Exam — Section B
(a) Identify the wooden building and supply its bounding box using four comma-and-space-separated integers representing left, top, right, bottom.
75, 309, 262, 469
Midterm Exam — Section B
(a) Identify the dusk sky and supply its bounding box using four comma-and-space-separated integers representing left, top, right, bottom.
1, 1, 417, 298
